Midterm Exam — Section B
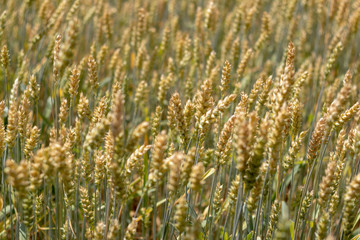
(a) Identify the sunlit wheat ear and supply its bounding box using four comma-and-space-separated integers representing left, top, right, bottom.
204, 1, 217, 33
234, 108, 249, 174
22, 192, 34, 229
216, 115, 235, 166
157, 73, 174, 104
323, 41, 343, 82
333, 102, 360, 130
292, 71, 308, 99
333, 127, 346, 160
29, 74, 40, 103
107, 219, 120, 240
254, 12, 270, 51
271, 41, 295, 116
326, 70, 352, 125
0, 11, 6, 44
255, 75, 272, 113
227, 174, 240, 211
88, 54, 98, 92
134, 80, 149, 107
168, 152, 184, 197
97, 44, 108, 67
84, 116, 110, 152
189, 162, 205, 192
5, 98, 19, 148
151, 105, 162, 139
168, 93, 187, 145
174, 195, 188, 234
18, 88, 32, 138
65, 0, 79, 22
236, 48, 253, 86
283, 130, 308, 171
5, 159, 30, 198
125, 144, 151, 179
211, 94, 236, 120
77, 93, 91, 120
244, 116, 268, 190
345, 128, 356, 157
149, 130, 167, 185
213, 182, 223, 217
329, 192, 339, 217
135, 43, 146, 71
0, 101, 5, 156
159, 25, 170, 54
342, 174, 360, 237
59, 19, 79, 72
1, 45, 9, 71
266, 201, 280, 240
124, 217, 139, 240
91, 96, 108, 128
299, 191, 313, 222
24, 126, 40, 158
180, 147, 195, 186
318, 153, 336, 208
30, 148, 49, 191
307, 117, 327, 166
69, 65, 80, 101
220, 60, 231, 95
94, 150, 106, 186
93, 221, 105, 240
110, 91, 124, 140
183, 99, 195, 133
53, 34, 62, 83
316, 211, 330, 240
267, 105, 290, 175
80, 186, 95, 228
248, 74, 265, 108
231, 38, 240, 67
126, 121, 149, 152
194, 78, 213, 124
59, 98, 68, 125
247, 162, 267, 213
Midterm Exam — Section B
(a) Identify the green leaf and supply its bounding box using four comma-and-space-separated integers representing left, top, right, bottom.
45, 97, 53, 119
284, 165, 300, 187
281, 201, 289, 218
224, 231, 229, 240
353, 209, 360, 231
294, 160, 306, 165
156, 198, 167, 207
351, 234, 360, 240
0, 205, 13, 221
290, 220, 295, 240
143, 152, 149, 186
201, 219, 207, 228
246, 231, 254, 240
83, 7, 96, 24
99, 77, 112, 86
202, 168, 215, 181
307, 113, 314, 124
310, 221, 314, 228
19, 223, 27, 240
220, 227, 229, 240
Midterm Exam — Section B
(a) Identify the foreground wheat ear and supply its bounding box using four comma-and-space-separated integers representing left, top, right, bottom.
1, 0, 360, 239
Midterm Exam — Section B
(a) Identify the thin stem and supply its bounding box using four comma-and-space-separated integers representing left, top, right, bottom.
152, 184, 159, 239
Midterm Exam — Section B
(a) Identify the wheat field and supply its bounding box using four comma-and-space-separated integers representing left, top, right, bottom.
1, 0, 360, 239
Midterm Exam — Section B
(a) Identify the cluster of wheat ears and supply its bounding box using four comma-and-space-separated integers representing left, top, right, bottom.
2, 0, 360, 239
